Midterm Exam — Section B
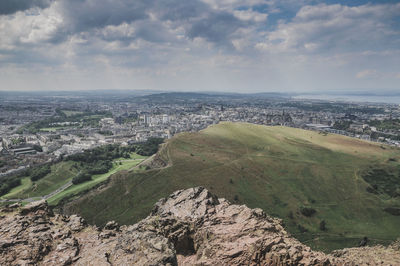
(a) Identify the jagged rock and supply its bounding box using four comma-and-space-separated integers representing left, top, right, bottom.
152, 186, 220, 220
332, 245, 400, 265
1, 202, 21, 213
20, 199, 52, 216
1, 188, 400, 265
67, 215, 86, 232
1, 207, 14, 213
104, 220, 119, 231
9, 202, 21, 209
141, 152, 168, 169
390, 239, 400, 251
150, 187, 333, 265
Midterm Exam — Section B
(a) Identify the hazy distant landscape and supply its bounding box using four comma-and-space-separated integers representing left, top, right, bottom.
294, 94, 400, 105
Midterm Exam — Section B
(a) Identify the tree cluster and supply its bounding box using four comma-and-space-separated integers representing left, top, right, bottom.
0, 176, 21, 196
332, 120, 352, 130
72, 172, 92, 185
135, 138, 164, 156
29, 164, 51, 181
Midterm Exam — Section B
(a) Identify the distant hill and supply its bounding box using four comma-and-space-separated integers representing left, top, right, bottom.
62, 122, 400, 252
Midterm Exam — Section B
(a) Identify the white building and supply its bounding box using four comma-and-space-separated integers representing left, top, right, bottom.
162, 114, 169, 124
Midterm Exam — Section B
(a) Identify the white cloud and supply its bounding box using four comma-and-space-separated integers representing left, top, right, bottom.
0, 5, 62, 47
258, 3, 400, 54
233, 10, 267, 22
200, 0, 268, 11
356, 69, 378, 79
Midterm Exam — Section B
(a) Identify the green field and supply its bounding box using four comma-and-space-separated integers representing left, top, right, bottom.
61, 110, 84, 117
2, 153, 146, 206
1, 177, 32, 199
48, 158, 143, 205
62, 122, 400, 252
3, 161, 78, 199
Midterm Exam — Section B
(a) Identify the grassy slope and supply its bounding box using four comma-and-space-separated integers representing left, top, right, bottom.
3, 153, 146, 205
1, 177, 32, 199
3, 161, 78, 199
62, 122, 400, 252
48, 159, 143, 205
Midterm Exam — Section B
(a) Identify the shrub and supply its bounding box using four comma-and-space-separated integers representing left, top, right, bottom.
366, 186, 378, 194
319, 220, 327, 231
72, 172, 92, 185
300, 206, 316, 217
86, 160, 112, 175
297, 224, 308, 233
384, 207, 400, 216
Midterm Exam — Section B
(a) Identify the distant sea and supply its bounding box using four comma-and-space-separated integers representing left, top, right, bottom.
293, 94, 400, 105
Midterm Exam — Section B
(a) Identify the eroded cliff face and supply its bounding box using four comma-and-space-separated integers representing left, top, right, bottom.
1, 187, 399, 265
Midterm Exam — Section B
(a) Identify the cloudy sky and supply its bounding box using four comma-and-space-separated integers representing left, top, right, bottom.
0, 0, 399, 93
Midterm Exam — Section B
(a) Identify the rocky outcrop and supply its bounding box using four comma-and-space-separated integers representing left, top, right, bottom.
331, 241, 400, 265
1, 187, 400, 265
139, 152, 168, 169
139, 143, 169, 169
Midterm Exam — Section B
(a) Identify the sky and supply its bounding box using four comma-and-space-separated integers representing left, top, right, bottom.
0, 0, 399, 93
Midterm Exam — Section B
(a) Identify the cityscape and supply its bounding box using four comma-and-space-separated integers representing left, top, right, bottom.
1, 91, 399, 177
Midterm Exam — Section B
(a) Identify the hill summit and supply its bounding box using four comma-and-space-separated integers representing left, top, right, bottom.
1, 187, 400, 265
63, 122, 400, 251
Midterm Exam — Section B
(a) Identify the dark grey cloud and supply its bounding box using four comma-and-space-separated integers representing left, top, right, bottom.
59, 0, 150, 32
155, 0, 209, 21
187, 12, 245, 44
43, 0, 152, 44
43, 0, 247, 46
0, 0, 52, 15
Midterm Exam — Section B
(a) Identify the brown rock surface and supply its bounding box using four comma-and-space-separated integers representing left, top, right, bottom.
1, 187, 399, 265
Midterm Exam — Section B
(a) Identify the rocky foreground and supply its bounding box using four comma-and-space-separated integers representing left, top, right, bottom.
0, 187, 399, 265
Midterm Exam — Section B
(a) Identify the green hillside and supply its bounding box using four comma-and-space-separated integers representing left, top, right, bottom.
62, 122, 400, 252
